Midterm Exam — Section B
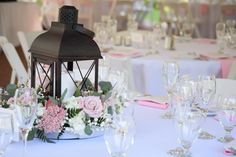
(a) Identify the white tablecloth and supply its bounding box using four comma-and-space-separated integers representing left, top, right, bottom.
5, 104, 233, 157
106, 38, 236, 96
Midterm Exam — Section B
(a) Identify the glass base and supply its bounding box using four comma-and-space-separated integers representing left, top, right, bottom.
111, 152, 126, 157
161, 112, 173, 119
218, 136, 234, 143
167, 147, 184, 156
0, 150, 5, 157
198, 131, 216, 140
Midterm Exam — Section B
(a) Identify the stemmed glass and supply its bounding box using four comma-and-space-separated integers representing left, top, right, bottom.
197, 75, 216, 139
168, 77, 199, 156
182, 21, 195, 40
216, 22, 227, 54
15, 87, 38, 157
174, 106, 205, 157
104, 108, 135, 157
217, 95, 236, 143
0, 113, 14, 157
162, 61, 179, 119
197, 75, 216, 110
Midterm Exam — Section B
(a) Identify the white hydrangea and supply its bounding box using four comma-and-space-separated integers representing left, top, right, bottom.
37, 103, 45, 117
64, 96, 83, 109
68, 114, 85, 135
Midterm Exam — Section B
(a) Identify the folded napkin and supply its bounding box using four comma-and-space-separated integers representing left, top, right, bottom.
199, 53, 233, 60
194, 38, 217, 44
108, 51, 143, 58
135, 96, 168, 109
225, 140, 236, 156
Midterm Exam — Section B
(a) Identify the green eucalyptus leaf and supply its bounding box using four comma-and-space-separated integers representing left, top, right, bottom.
107, 106, 113, 115
84, 126, 93, 135
99, 81, 112, 94
6, 84, 17, 97
74, 88, 82, 97
61, 89, 67, 101
27, 129, 36, 141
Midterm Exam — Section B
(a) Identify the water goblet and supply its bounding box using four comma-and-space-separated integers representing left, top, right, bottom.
0, 113, 14, 157
182, 21, 195, 40
15, 87, 38, 157
174, 107, 205, 157
217, 95, 236, 143
198, 75, 216, 110
216, 22, 227, 54
162, 61, 179, 119
197, 75, 216, 139
104, 113, 135, 157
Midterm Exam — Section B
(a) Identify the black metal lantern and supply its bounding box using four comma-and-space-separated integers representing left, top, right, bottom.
29, 5, 102, 97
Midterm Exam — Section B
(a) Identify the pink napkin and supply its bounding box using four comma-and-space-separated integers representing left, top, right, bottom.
194, 38, 217, 44
220, 59, 236, 78
136, 100, 168, 110
108, 52, 143, 58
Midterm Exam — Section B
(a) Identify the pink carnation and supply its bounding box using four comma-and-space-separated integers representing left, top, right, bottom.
80, 96, 104, 118
38, 104, 66, 133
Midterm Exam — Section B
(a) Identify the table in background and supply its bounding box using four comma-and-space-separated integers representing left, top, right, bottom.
104, 38, 236, 96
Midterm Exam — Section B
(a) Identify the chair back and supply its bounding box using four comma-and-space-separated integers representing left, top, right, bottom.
228, 61, 236, 80
17, 31, 44, 63
216, 78, 236, 97
1, 42, 28, 84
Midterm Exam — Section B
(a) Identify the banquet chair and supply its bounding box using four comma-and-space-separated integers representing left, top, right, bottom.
227, 61, 236, 80
0, 36, 17, 83
216, 78, 236, 97
17, 31, 44, 73
1, 41, 28, 84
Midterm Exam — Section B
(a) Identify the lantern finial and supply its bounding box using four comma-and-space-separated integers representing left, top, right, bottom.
59, 5, 78, 24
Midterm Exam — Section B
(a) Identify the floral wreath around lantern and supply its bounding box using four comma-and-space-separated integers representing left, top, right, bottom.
0, 80, 124, 143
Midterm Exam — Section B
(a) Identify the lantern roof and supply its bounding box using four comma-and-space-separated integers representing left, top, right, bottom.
29, 5, 102, 60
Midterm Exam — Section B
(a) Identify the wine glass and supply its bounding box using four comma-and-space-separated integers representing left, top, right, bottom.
15, 87, 38, 157
216, 22, 227, 54
217, 95, 236, 143
104, 113, 135, 157
162, 61, 179, 119
0, 113, 14, 157
197, 75, 216, 139
174, 106, 205, 157
182, 21, 195, 40
198, 75, 216, 110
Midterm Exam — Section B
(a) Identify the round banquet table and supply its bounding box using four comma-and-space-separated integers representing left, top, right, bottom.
104, 37, 236, 96
5, 103, 233, 157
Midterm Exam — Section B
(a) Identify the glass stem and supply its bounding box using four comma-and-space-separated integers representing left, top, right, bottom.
21, 128, 29, 157
224, 129, 233, 142
183, 145, 191, 157
167, 91, 173, 114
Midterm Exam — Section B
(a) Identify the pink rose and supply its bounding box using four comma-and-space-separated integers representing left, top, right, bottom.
17, 95, 36, 106
7, 97, 15, 105
81, 96, 104, 118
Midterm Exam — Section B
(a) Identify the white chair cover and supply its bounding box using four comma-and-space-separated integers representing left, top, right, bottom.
216, 78, 236, 96
1, 42, 28, 84
228, 61, 236, 80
